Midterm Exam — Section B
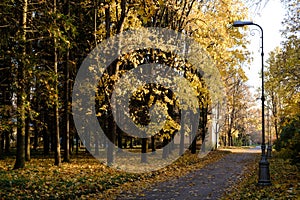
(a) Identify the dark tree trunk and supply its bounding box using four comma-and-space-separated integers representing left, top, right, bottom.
75, 133, 79, 155
179, 111, 185, 155
69, 135, 73, 155
53, 0, 61, 167
14, 0, 28, 170
85, 133, 90, 154
117, 127, 123, 152
227, 129, 233, 146
191, 113, 197, 154
107, 115, 115, 165
33, 121, 38, 151
124, 137, 128, 149
0, 133, 4, 159
130, 137, 133, 148
62, 0, 70, 163
43, 131, 50, 155
4, 129, 10, 154
141, 138, 148, 163
191, 136, 197, 154
274, 116, 279, 140
162, 138, 169, 159
25, 116, 30, 161
151, 136, 156, 154
14, 125, 26, 169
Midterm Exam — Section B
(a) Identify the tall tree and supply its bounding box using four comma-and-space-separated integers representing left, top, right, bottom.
265, 0, 299, 138
14, 0, 28, 169
53, 0, 61, 167
63, 0, 71, 163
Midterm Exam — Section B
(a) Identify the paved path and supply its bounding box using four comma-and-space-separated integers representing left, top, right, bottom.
118, 148, 260, 200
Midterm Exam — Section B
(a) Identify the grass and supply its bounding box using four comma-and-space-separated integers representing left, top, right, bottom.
3, 149, 296, 199
0, 149, 229, 199
221, 152, 300, 200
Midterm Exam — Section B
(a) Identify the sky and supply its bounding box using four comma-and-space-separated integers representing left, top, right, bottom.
243, 0, 286, 96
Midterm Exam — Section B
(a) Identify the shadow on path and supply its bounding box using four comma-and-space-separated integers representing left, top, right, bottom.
118, 148, 260, 200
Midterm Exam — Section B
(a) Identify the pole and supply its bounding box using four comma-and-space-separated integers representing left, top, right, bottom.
233, 21, 272, 186
253, 23, 271, 186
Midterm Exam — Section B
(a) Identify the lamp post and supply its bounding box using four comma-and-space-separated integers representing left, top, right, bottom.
233, 20, 271, 186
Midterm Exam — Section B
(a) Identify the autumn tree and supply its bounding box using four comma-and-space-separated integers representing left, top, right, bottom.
265, 0, 299, 139
13, 0, 28, 169
95, 48, 207, 162
220, 66, 254, 146
262, 0, 299, 168
0, 0, 251, 168
77, 0, 251, 165
0, 0, 16, 158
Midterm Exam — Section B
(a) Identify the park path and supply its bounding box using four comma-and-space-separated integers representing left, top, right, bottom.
117, 148, 260, 200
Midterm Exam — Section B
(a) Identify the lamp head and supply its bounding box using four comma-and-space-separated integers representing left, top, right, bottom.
233, 20, 254, 27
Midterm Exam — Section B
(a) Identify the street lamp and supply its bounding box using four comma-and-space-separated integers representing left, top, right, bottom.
233, 20, 271, 186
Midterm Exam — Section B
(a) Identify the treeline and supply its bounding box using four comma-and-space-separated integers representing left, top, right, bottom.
265, 0, 300, 167
0, 0, 253, 169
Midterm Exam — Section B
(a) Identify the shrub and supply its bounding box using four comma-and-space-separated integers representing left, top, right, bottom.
274, 115, 300, 168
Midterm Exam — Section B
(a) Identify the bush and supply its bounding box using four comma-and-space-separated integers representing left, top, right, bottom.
274, 115, 300, 168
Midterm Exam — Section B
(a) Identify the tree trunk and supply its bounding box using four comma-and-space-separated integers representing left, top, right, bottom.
43, 131, 50, 155
62, 0, 70, 163
151, 136, 156, 154
75, 133, 79, 155
25, 96, 31, 161
85, 132, 91, 154
0, 133, 4, 159
162, 138, 169, 159
191, 113, 197, 154
227, 126, 233, 146
107, 117, 115, 166
43, 112, 50, 155
14, 0, 28, 170
191, 137, 197, 154
25, 115, 30, 161
33, 121, 38, 151
223, 135, 227, 146
14, 119, 26, 169
141, 138, 148, 163
117, 127, 123, 152
53, 0, 61, 166
4, 129, 10, 154
179, 111, 185, 155
103, 1, 116, 166
130, 137, 133, 148
69, 134, 73, 155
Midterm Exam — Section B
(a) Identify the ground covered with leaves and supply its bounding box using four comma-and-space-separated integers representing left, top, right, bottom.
2, 150, 298, 199
0, 150, 228, 199
221, 152, 300, 200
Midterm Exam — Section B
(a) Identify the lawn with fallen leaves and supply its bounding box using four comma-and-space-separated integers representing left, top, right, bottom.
0, 150, 229, 199
221, 152, 300, 200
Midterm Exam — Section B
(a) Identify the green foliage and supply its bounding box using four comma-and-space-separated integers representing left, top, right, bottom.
274, 115, 300, 168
